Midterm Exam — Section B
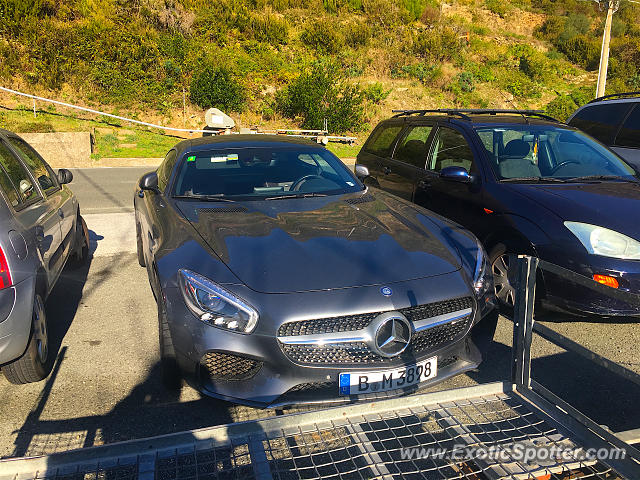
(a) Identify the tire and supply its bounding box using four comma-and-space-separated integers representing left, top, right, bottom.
68, 215, 89, 269
3, 294, 51, 384
136, 221, 146, 268
158, 298, 181, 391
489, 243, 517, 311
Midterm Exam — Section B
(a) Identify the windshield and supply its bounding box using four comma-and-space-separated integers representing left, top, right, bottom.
474, 125, 638, 182
173, 146, 362, 199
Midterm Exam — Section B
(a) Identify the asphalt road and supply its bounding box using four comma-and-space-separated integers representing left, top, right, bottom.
0, 168, 638, 459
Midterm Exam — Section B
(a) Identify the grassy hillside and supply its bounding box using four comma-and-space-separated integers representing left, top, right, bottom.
0, 0, 639, 155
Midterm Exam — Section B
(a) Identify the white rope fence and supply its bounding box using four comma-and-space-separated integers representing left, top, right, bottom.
0, 86, 212, 135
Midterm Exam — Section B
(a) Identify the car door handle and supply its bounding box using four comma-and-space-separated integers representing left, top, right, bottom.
383, 166, 391, 175
417, 180, 430, 190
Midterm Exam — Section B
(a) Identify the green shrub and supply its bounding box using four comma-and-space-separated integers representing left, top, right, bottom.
189, 66, 246, 112
392, 62, 442, 84
504, 74, 541, 98
344, 21, 371, 48
403, 0, 428, 21
276, 62, 366, 133
558, 34, 600, 70
300, 19, 344, 54
485, 0, 508, 17
363, 82, 391, 103
412, 27, 461, 61
246, 11, 289, 44
519, 51, 550, 82
456, 72, 475, 92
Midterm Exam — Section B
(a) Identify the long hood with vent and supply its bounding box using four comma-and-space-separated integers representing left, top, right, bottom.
174, 191, 463, 293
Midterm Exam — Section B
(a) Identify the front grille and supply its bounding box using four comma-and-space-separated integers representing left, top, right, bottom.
200, 352, 262, 381
280, 314, 473, 366
278, 297, 473, 337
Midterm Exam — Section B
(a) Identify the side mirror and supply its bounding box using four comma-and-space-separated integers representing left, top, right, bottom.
139, 172, 159, 192
440, 166, 474, 184
354, 164, 370, 180
57, 168, 73, 185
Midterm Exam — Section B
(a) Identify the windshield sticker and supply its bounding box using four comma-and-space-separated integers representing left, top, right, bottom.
187, 155, 196, 162
211, 156, 228, 163
227, 153, 239, 161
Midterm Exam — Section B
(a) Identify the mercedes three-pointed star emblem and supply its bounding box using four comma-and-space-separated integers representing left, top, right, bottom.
372, 314, 411, 358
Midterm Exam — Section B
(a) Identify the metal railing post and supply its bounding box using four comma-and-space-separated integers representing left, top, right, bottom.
511, 255, 539, 388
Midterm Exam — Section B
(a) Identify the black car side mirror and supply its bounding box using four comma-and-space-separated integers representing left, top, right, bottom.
440, 166, 474, 184
139, 172, 159, 192
57, 168, 73, 185
355, 164, 370, 180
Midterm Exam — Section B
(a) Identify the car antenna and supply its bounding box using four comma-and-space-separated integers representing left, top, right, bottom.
498, 91, 529, 125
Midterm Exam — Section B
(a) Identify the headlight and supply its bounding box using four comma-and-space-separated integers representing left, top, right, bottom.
564, 222, 640, 260
473, 241, 492, 296
178, 269, 258, 333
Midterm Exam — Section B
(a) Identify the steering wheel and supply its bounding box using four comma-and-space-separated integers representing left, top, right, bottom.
290, 174, 324, 191
550, 161, 580, 175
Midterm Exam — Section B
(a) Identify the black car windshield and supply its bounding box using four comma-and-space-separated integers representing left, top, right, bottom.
173, 146, 362, 199
474, 125, 638, 182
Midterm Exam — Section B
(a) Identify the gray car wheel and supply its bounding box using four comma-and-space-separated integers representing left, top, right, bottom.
69, 215, 89, 269
3, 294, 50, 384
489, 244, 516, 309
158, 298, 181, 391
136, 222, 146, 268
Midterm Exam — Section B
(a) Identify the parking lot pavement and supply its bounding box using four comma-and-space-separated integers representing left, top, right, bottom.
0, 167, 637, 459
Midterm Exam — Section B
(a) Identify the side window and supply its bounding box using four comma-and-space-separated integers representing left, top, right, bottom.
0, 140, 40, 204
428, 127, 476, 173
393, 125, 433, 168
614, 104, 640, 149
362, 124, 403, 157
157, 150, 178, 191
6, 137, 58, 195
569, 104, 632, 144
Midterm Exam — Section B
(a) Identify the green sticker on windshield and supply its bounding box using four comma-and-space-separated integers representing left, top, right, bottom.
187, 155, 196, 162
227, 153, 239, 160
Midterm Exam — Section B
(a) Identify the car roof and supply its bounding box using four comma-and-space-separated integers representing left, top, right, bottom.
173, 134, 324, 156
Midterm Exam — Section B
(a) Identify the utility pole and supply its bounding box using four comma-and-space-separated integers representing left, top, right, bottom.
595, 0, 620, 98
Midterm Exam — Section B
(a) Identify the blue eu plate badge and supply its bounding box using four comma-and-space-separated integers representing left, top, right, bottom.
339, 374, 351, 395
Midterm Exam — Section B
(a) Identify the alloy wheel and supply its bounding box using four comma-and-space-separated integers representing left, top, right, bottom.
33, 296, 48, 364
492, 254, 515, 307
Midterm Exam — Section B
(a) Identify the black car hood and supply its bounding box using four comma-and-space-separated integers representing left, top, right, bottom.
176, 192, 462, 293
506, 182, 640, 238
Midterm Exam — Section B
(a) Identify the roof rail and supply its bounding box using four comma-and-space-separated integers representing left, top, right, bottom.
588, 91, 640, 104
391, 109, 471, 121
392, 108, 559, 123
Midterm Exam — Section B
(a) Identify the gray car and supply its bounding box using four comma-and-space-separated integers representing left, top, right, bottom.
0, 129, 88, 384
568, 92, 640, 170
134, 135, 498, 407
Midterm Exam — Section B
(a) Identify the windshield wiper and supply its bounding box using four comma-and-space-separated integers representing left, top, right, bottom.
173, 194, 237, 203
501, 177, 568, 183
566, 175, 640, 183
265, 192, 328, 200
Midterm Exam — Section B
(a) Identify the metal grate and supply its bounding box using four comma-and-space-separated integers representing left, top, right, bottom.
277, 298, 474, 337
200, 352, 262, 381
280, 316, 472, 365
3, 386, 627, 480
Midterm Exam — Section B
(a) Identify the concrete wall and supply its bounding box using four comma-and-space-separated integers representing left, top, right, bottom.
17, 132, 92, 169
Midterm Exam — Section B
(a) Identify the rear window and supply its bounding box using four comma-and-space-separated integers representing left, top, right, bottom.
362, 124, 402, 157
569, 103, 632, 144
614, 104, 640, 149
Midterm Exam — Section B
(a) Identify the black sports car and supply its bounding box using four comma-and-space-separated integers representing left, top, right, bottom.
134, 135, 497, 407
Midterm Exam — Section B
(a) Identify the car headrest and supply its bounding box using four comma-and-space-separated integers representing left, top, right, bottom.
502, 139, 530, 158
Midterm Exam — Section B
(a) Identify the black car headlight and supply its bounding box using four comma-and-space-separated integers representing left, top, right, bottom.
178, 269, 258, 333
473, 241, 492, 298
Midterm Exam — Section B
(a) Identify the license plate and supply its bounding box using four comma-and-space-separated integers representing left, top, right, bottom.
338, 356, 437, 395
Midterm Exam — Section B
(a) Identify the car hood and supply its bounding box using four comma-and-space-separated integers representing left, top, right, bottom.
176, 192, 462, 293
506, 182, 640, 239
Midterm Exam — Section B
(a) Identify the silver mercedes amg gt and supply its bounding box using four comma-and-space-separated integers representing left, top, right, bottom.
134, 135, 498, 407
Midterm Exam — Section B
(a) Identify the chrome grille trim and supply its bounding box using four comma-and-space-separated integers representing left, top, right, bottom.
278, 308, 472, 345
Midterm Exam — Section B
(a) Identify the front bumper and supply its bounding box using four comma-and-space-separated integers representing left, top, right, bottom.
0, 276, 36, 366
537, 246, 640, 317
163, 273, 492, 407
